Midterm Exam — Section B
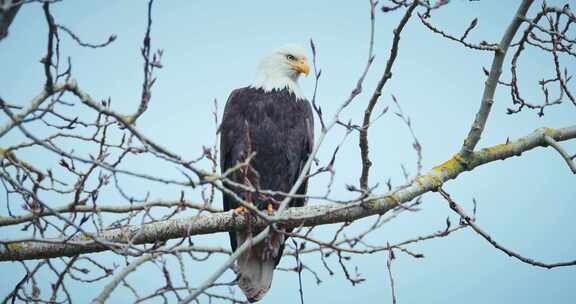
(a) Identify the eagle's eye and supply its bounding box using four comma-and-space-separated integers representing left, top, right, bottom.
286, 54, 296, 61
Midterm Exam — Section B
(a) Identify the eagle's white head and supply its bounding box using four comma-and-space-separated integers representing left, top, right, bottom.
251, 44, 310, 99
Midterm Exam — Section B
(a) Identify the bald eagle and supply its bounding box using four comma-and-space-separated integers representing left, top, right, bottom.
220, 44, 314, 302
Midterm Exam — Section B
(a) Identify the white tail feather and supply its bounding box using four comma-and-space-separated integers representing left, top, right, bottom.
236, 229, 284, 302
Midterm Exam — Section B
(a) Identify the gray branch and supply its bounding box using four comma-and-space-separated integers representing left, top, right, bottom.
1, 125, 575, 262
460, 0, 535, 158
544, 135, 576, 174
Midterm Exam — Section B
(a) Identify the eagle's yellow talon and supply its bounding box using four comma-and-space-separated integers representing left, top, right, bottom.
234, 206, 247, 215
266, 203, 274, 214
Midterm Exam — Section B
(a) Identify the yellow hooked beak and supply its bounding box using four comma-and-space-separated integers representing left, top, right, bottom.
291, 58, 310, 77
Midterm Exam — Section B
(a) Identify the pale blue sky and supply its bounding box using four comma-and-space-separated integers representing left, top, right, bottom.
1, 1, 575, 303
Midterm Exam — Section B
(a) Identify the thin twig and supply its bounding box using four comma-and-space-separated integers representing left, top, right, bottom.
439, 189, 576, 269
359, 0, 418, 189
386, 248, 397, 304
544, 135, 576, 174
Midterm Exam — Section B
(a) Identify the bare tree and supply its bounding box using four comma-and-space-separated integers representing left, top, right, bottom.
1, 0, 575, 303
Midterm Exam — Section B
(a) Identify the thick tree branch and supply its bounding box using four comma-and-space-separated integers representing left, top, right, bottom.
460, 0, 534, 158
1, 125, 574, 262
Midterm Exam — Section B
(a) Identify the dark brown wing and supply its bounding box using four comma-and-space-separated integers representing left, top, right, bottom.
219, 86, 314, 256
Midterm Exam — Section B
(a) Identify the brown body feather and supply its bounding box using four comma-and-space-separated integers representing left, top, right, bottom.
220, 87, 314, 302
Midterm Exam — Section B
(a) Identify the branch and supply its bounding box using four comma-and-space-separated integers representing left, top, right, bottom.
544, 135, 576, 174
1, 125, 574, 261
179, 228, 270, 304
93, 245, 232, 303
460, 0, 535, 158
56, 24, 116, 48
0, 199, 219, 227
359, 0, 418, 189
0, 83, 68, 138
439, 189, 576, 269
93, 251, 158, 304
418, 14, 499, 51
386, 249, 397, 304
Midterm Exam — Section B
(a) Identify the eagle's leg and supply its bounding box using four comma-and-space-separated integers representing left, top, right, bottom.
234, 206, 247, 215
266, 203, 274, 215
255, 193, 275, 215
235, 189, 253, 215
